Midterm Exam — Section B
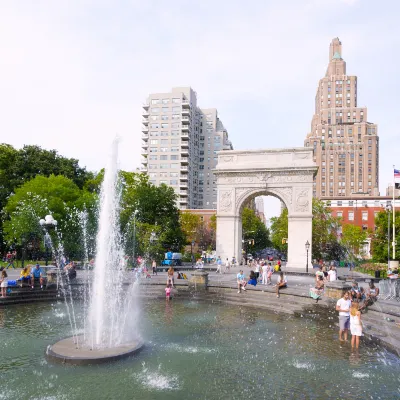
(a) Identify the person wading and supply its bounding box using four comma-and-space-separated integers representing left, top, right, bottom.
336, 291, 352, 341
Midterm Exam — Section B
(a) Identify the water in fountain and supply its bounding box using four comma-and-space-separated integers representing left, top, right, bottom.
85, 138, 139, 349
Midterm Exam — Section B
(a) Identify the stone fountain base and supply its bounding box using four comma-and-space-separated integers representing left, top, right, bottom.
46, 336, 144, 365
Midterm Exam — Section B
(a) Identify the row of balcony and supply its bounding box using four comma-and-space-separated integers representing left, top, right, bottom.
141, 126, 191, 133
142, 100, 190, 110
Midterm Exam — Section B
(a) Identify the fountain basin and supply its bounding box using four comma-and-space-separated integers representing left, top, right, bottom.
46, 336, 144, 365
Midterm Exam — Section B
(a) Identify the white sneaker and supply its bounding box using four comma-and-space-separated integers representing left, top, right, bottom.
237, 291, 240, 293
243, 287, 246, 291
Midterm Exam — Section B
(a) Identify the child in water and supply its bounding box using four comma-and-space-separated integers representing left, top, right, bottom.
350, 302, 363, 349
165, 283, 172, 301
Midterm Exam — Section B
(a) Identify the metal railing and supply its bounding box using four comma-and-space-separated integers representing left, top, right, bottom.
378, 279, 400, 301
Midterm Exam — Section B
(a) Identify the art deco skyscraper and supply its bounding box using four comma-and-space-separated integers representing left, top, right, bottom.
305, 38, 379, 198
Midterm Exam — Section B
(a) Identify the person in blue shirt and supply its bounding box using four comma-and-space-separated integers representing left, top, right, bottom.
247, 270, 257, 287
237, 270, 247, 293
31, 264, 44, 289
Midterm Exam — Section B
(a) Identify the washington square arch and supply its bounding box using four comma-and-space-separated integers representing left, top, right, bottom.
214, 147, 318, 269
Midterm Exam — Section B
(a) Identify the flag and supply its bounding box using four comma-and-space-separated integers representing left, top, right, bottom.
395, 169, 400, 189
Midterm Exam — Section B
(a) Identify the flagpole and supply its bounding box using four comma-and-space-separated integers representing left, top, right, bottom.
393, 165, 396, 260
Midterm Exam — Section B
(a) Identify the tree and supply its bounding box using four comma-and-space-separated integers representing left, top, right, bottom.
312, 198, 342, 261
119, 172, 185, 262
179, 212, 202, 243
242, 207, 270, 253
2, 175, 97, 260
0, 144, 94, 252
270, 207, 288, 253
371, 210, 400, 262
269, 199, 342, 261
341, 224, 368, 261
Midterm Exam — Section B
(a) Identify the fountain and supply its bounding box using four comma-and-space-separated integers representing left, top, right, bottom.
47, 139, 144, 365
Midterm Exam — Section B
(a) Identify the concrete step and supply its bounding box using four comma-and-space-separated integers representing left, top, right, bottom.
0, 296, 58, 306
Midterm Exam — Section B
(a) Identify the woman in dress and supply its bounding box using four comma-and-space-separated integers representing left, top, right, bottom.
350, 302, 363, 349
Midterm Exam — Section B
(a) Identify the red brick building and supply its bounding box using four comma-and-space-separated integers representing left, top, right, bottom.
323, 197, 399, 231
323, 196, 400, 258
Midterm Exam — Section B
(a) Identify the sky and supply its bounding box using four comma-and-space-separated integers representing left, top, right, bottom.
1, 0, 399, 218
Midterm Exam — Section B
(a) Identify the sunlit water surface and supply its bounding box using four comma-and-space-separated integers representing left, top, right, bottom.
0, 300, 399, 400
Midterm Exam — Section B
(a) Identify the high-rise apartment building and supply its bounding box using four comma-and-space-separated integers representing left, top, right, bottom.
305, 38, 379, 198
141, 87, 232, 209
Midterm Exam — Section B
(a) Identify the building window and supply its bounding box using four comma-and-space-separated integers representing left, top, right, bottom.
348, 211, 354, 221
150, 139, 158, 145
362, 211, 368, 221
172, 98, 181, 104
151, 99, 160, 105
337, 211, 343, 218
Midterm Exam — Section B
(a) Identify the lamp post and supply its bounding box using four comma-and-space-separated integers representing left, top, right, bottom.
305, 240, 310, 273
385, 203, 392, 268
191, 240, 195, 268
132, 210, 138, 268
149, 230, 157, 262
39, 215, 57, 266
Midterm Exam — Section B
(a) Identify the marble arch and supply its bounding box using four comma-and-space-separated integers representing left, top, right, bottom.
214, 148, 318, 269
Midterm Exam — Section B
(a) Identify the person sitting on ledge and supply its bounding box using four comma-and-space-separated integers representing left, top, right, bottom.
18, 266, 32, 286
350, 281, 364, 302
310, 275, 324, 302
360, 280, 379, 310
237, 270, 247, 293
275, 272, 287, 298
31, 264, 44, 290
247, 270, 257, 286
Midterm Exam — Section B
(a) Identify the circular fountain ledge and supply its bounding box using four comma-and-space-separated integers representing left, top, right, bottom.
46, 336, 144, 365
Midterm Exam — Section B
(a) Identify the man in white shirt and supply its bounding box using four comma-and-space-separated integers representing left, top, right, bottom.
328, 266, 337, 281
335, 291, 351, 341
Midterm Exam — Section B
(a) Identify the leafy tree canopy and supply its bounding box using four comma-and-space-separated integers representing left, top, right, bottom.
2, 174, 97, 259
372, 210, 400, 262
242, 207, 270, 252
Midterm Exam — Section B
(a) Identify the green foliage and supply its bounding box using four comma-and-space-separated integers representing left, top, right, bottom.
372, 210, 400, 262
119, 172, 185, 262
269, 199, 344, 261
270, 207, 288, 253
2, 175, 97, 259
341, 224, 368, 260
179, 211, 202, 243
242, 207, 270, 252
312, 198, 342, 261
0, 143, 94, 252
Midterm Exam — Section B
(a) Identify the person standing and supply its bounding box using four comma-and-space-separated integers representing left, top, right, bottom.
254, 263, 260, 281
0, 270, 8, 298
216, 257, 223, 274
275, 272, 287, 298
336, 291, 351, 341
6, 251, 15, 269
261, 264, 268, 285
167, 267, 174, 288
350, 302, 363, 349
165, 284, 172, 302
225, 258, 231, 273
152, 260, 157, 275
328, 266, 337, 281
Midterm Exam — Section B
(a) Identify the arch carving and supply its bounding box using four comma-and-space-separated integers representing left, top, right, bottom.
235, 187, 293, 215
214, 147, 318, 269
